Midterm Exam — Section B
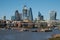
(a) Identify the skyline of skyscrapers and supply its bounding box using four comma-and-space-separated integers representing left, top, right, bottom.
11, 5, 33, 21
0, 0, 60, 20
10, 5, 58, 21
11, 10, 22, 21
22, 5, 33, 21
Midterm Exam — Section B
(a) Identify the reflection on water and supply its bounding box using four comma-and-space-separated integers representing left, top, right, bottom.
0, 29, 60, 40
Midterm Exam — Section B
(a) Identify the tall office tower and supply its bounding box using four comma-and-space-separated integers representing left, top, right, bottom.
22, 5, 28, 20
50, 11, 57, 20
15, 10, 20, 21
19, 13, 22, 21
3, 16, 6, 20
38, 12, 44, 20
11, 16, 15, 21
38, 12, 41, 20
29, 7, 33, 21
41, 15, 44, 20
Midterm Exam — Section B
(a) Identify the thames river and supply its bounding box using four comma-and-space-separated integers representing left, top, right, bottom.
0, 29, 60, 40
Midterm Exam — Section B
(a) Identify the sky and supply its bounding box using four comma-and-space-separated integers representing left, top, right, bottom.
0, 0, 60, 20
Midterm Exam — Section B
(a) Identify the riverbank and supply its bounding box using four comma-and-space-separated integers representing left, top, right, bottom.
48, 34, 60, 40
0, 27, 52, 32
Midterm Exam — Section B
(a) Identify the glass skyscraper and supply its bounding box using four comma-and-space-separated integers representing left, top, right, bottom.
23, 5, 28, 20
38, 12, 41, 20
29, 7, 33, 21
22, 5, 33, 21
50, 11, 57, 20
11, 16, 15, 21
3, 16, 6, 20
15, 10, 20, 21
38, 12, 44, 20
